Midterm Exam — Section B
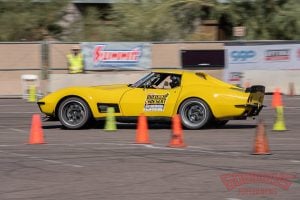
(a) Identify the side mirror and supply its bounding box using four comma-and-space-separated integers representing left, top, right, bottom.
144, 81, 151, 89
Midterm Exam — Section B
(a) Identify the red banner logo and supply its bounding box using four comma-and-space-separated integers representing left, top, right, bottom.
93, 45, 141, 63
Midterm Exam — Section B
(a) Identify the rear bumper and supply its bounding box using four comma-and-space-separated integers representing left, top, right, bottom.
235, 104, 264, 117
244, 104, 264, 116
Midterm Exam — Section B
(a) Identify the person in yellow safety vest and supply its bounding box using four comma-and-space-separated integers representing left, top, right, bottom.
67, 45, 84, 74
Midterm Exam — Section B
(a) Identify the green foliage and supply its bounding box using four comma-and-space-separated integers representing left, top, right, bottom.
70, 0, 217, 41
0, 0, 298, 41
218, 0, 300, 40
0, 0, 69, 41
271, 0, 300, 40
112, 1, 182, 41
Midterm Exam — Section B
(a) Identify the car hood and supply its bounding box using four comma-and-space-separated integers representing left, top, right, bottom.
91, 84, 130, 91
39, 84, 133, 104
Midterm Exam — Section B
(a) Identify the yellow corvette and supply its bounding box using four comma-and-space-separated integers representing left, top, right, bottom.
37, 70, 265, 129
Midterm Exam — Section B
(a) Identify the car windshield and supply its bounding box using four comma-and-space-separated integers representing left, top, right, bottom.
130, 72, 157, 88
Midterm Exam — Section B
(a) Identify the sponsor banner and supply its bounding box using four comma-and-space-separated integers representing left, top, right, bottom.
82, 42, 151, 70
224, 44, 300, 85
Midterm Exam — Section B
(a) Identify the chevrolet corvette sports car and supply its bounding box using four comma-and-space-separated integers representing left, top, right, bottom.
37, 70, 265, 129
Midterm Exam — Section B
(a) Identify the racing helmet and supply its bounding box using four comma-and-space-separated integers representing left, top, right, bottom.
170, 75, 180, 88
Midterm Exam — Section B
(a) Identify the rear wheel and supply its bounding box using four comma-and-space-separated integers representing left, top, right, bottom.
178, 98, 212, 129
58, 97, 92, 129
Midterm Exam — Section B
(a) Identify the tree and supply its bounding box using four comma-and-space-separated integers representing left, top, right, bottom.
0, 0, 69, 41
271, 0, 300, 40
217, 0, 300, 40
72, 0, 217, 42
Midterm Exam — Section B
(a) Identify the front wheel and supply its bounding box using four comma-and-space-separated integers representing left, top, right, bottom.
178, 98, 212, 129
58, 97, 92, 129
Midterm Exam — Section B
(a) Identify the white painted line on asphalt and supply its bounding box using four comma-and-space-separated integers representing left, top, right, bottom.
0, 112, 37, 114
43, 159, 63, 164
0, 144, 22, 147
271, 144, 300, 146
0, 104, 31, 107
144, 144, 186, 151
90, 146, 146, 150
290, 160, 300, 163
0, 151, 84, 168
143, 144, 244, 156
263, 107, 300, 110
45, 142, 137, 146
282, 106, 300, 109
272, 138, 300, 140
188, 145, 214, 151
0, 142, 245, 156
9, 128, 27, 133
225, 198, 242, 200
42, 159, 84, 168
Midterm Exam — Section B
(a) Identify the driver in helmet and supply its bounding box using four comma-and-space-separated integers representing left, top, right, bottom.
152, 75, 180, 89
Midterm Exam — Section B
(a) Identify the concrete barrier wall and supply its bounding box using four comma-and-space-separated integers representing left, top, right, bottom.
0, 43, 42, 97
0, 43, 41, 69
243, 70, 300, 95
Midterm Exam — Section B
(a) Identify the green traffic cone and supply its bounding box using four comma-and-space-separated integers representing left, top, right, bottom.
28, 85, 37, 102
104, 107, 117, 131
273, 106, 287, 131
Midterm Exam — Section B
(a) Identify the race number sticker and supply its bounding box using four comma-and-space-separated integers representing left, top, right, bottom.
144, 93, 169, 112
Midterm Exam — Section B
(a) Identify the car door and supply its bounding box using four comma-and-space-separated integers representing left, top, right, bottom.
119, 87, 181, 116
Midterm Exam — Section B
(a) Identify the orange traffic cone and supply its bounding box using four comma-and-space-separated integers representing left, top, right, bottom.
28, 114, 46, 144
135, 113, 151, 144
252, 120, 270, 155
168, 114, 186, 148
272, 88, 283, 108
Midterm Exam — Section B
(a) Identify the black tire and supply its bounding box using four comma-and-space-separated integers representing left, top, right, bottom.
178, 98, 212, 129
58, 97, 92, 129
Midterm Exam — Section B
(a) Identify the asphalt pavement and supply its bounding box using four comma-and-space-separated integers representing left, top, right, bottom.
0, 96, 299, 200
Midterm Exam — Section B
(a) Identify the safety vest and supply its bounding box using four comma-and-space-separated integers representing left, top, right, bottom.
67, 53, 83, 74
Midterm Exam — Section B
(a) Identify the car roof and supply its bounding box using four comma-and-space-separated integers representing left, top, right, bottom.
152, 69, 193, 75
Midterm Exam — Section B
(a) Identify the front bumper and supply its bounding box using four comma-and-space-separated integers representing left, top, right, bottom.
37, 101, 56, 116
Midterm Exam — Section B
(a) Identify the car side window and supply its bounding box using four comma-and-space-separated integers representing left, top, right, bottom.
153, 75, 181, 89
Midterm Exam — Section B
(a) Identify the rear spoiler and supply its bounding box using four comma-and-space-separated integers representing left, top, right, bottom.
245, 85, 265, 93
